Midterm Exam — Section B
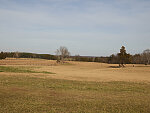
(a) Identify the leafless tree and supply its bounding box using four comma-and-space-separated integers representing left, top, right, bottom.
14, 51, 19, 58
56, 46, 70, 63
142, 49, 150, 65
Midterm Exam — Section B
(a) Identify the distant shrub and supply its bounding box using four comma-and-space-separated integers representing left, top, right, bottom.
0, 52, 6, 60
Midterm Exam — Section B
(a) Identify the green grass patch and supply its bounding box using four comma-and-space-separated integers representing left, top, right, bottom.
0, 74, 150, 113
0, 66, 55, 74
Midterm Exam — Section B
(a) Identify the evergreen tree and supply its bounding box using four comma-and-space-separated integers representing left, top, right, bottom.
118, 46, 131, 67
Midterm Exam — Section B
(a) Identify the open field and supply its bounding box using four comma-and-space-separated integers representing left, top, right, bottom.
1, 58, 150, 82
0, 58, 150, 112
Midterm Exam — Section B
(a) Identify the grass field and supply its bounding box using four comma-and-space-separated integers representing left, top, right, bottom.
0, 58, 150, 113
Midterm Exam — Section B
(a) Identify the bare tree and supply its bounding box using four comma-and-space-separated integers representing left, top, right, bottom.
13, 51, 19, 58
56, 46, 70, 63
142, 49, 150, 65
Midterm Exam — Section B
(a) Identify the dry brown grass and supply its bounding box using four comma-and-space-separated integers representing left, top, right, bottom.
0, 58, 150, 112
0, 58, 150, 82
0, 58, 57, 66
37, 61, 150, 82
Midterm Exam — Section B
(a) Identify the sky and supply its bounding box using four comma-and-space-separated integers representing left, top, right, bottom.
0, 0, 150, 56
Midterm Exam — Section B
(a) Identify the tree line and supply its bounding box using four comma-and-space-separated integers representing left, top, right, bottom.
71, 46, 150, 66
55, 46, 150, 66
0, 46, 150, 66
108, 47, 150, 65
0, 52, 57, 60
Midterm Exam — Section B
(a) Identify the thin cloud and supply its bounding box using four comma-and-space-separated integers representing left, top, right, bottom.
0, 0, 150, 56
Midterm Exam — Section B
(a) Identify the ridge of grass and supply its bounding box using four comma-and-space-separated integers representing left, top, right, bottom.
0, 66, 55, 74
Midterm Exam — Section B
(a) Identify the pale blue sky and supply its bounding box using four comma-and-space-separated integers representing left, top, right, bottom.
0, 0, 150, 56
